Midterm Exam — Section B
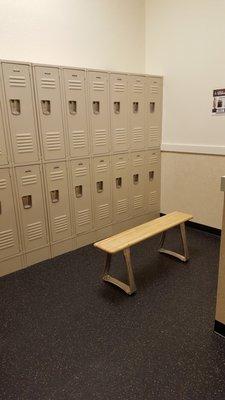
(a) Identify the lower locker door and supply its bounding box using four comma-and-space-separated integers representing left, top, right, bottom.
145, 150, 161, 212
93, 156, 112, 229
0, 169, 20, 260
112, 153, 130, 222
130, 152, 146, 217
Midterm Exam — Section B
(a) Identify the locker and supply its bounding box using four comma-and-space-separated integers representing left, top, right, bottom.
129, 75, 145, 151
130, 152, 146, 217
112, 153, 130, 222
71, 158, 92, 234
110, 73, 128, 152
146, 76, 162, 148
45, 162, 72, 242
0, 168, 20, 261
62, 69, 89, 158
145, 150, 161, 213
93, 156, 112, 229
34, 66, 66, 160
88, 71, 110, 155
2, 63, 39, 164
15, 165, 48, 252
0, 93, 8, 165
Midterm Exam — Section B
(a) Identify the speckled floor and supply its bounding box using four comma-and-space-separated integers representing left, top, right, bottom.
1, 227, 225, 400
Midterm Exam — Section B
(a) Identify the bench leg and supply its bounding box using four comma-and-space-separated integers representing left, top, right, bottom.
158, 222, 189, 262
102, 247, 137, 295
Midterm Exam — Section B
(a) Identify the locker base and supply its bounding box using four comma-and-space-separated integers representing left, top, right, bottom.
51, 238, 75, 258
25, 246, 51, 267
0, 254, 24, 277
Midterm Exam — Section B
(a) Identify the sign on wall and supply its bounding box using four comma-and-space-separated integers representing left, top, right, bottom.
212, 89, 225, 115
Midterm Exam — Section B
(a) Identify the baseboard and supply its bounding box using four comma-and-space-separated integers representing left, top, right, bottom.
214, 320, 225, 337
160, 213, 221, 236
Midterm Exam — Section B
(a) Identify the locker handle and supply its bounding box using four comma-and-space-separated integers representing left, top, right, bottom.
10, 99, 21, 115
69, 100, 77, 115
116, 177, 122, 188
149, 171, 154, 181
133, 174, 139, 185
114, 102, 120, 114
133, 102, 139, 113
75, 185, 83, 198
150, 102, 155, 113
22, 195, 32, 209
93, 101, 100, 114
96, 181, 103, 193
41, 100, 51, 115
50, 190, 59, 203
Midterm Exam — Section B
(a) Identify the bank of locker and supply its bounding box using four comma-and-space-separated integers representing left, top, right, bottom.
15, 165, 49, 253
145, 76, 162, 148
128, 75, 145, 151
0, 168, 20, 261
62, 69, 89, 158
88, 71, 110, 155
130, 151, 146, 217
2, 62, 39, 164
70, 158, 92, 234
34, 66, 66, 160
145, 149, 161, 213
92, 156, 112, 229
44, 162, 72, 243
110, 73, 128, 153
0, 79, 8, 165
112, 153, 130, 222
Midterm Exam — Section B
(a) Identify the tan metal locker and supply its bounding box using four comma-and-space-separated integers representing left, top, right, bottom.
129, 75, 145, 151
112, 153, 130, 222
71, 158, 92, 234
62, 69, 89, 158
145, 150, 161, 213
93, 156, 112, 229
130, 151, 146, 217
146, 76, 162, 148
110, 73, 128, 152
2, 63, 39, 164
34, 66, 66, 160
0, 168, 20, 261
0, 95, 8, 165
88, 71, 110, 155
45, 162, 72, 243
15, 165, 48, 252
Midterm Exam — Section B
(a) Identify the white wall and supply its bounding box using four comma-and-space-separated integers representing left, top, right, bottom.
0, 0, 145, 72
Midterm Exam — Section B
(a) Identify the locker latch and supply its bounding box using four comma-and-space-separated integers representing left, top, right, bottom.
41, 100, 51, 115
149, 171, 154, 181
93, 101, 100, 114
10, 99, 21, 115
150, 102, 155, 113
116, 177, 122, 188
96, 181, 103, 193
69, 100, 77, 115
50, 190, 59, 203
22, 195, 32, 209
133, 174, 139, 184
114, 102, 120, 114
75, 185, 82, 198
133, 102, 139, 113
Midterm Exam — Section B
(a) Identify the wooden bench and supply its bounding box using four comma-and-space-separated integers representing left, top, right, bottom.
94, 211, 193, 295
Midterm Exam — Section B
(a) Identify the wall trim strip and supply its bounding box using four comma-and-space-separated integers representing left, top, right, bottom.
161, 143, 225, 156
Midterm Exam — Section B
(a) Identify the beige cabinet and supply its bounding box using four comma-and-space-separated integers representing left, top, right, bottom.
146, 76, 162, 148
112, 153, 130, 222
92, 156, 112, 229
145, 149, 161, 213
130, 151, 146, 217
110, 73, 128, 152
129, 75, 145, 151
0, 82, 8, 165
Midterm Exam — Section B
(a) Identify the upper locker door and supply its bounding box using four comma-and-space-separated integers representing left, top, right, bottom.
0, 72, 8, 165
110, 74, 128, 153
146, 76, 163, 148
129, 75, 145, 151
2, 63, 39, 164
62, 69, 89, 158
112, 153, 130, 222
0, 169, 20, 261
130, 152, 146, 217
71, 159, 92, 234
145, 150, 161, 213
88, 71, 110, 155
93, 156, 112, 229
15, 165, 48, 252
34, 66, 66, 160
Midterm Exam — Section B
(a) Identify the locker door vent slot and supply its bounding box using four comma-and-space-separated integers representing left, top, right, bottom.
96, 181, 103, 193
0, 201, 2, 215
93, 101, 100, 114
133, 102, 139, 113
116, 177, 122, 188
149, 171, 154, 181
114, 102, 120, 114
41, 100, 51, 115
50, 190, 59, 203
22, 195, 32, 209
69, 100, 77, 115
75, 185, 83, 198
133, 174, 139, 184
150, 102, 155, 113
10, 99, 21, 115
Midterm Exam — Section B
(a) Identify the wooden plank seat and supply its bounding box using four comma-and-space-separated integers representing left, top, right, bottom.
94, 211, 193, 295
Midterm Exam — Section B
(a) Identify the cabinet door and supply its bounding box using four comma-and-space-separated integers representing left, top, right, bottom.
110, 74, 128, 152
146, 76, 162, 148
129, 75, 145, 151
145, 150, 161, 213
112, 153, 130, 222
130, 152, 146, 217
93, 156, 112, 229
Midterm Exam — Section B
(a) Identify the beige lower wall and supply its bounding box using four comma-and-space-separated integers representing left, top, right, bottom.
161, 152, 225, 229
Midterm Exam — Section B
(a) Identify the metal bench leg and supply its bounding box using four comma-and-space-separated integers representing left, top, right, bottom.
158, 222, 189, 262
102, 247, 137, 295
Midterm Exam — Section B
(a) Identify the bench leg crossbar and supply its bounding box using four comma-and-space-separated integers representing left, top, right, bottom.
158, 222, 189, 262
